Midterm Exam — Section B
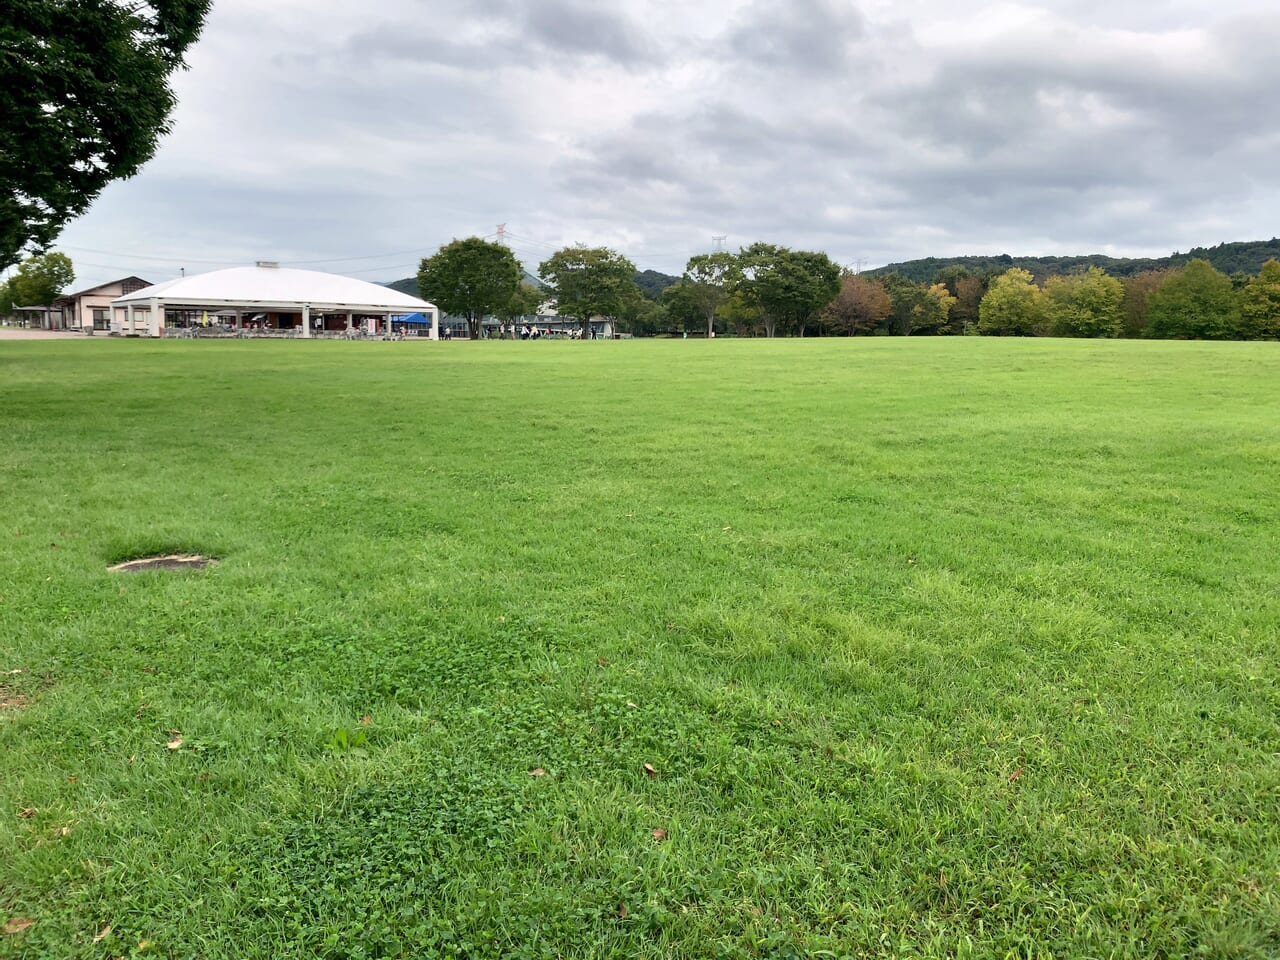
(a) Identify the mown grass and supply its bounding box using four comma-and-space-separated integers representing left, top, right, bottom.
1, 337, 1278, 959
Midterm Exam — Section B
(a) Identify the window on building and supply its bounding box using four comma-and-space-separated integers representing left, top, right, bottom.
93, 309, 110, 330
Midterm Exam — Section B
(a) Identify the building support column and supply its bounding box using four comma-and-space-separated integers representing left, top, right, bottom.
430, 309, 439, 341
148, 298, 162, 337
302, 304, 311, 339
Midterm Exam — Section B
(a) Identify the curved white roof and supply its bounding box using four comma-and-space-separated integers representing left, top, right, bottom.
112, 265, 434, 313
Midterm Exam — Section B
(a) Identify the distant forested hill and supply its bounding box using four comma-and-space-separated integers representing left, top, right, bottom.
385, 277, 418, 297
868, 238, 1280, 282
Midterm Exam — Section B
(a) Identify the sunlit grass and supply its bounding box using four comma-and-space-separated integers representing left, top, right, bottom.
2, 337, 1278, 958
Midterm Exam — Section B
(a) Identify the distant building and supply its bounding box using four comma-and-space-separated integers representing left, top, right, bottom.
54, 277, 153, 332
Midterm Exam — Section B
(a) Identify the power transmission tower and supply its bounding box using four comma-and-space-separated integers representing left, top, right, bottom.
496, 224, 507, 246
711, 235, 727, 253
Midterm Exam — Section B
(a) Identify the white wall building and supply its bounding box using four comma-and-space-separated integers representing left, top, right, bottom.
112, 263, 438, 338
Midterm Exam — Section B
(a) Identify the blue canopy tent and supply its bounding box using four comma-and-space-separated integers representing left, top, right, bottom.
390, 311, 440, 338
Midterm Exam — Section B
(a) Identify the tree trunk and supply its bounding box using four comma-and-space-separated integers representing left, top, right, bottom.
764, 316, 776, 338
468, 314, 481, 340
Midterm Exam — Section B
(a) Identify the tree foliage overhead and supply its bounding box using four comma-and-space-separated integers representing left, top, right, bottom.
1, 0, 212, 269
417, 237, 523, 339
538, 246, 638, 335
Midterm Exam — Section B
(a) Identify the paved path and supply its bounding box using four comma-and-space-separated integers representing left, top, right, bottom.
0, 328, 92, 340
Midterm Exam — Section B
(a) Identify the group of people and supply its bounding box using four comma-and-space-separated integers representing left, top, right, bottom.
498, 323, 592, 340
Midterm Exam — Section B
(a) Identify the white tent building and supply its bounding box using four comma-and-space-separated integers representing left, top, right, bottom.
111, 263, 438, 339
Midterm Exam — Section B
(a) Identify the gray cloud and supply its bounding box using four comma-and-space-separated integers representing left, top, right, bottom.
727, 0, 865, 75
48, 0, 1280, 290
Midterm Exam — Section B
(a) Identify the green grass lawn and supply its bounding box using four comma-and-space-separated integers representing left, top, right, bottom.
2, 338, 1278, 959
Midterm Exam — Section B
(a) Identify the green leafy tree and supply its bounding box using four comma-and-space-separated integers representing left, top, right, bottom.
1044, 267, 1123, 338
1146, 259, 1240, 340
497, 282, 546, 324
738, 243, 841, 338
2, 0, 212, 268
417, 238, 523, 340
617, 290, 665, 337
978, 268, 1046, 336
823, 274, 891, 335
0, 277, 18, 318
661, 281, 704, 334
935, 266, 985, 335
1237, 259, 1280, 340
683, 252, 739, 338
13, 251, 74, 305
883, 276, 956, 336
718, 290, 763, 336
1120, 270, 1173, 338
538, 246, 639, 338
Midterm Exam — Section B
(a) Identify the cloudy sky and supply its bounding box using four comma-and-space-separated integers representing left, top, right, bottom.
54, 0, 1280, 290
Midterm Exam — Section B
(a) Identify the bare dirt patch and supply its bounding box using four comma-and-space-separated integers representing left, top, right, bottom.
0, 691, 30, 710
108, 554, 219, 573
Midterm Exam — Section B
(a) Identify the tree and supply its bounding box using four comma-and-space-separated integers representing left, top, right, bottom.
978, 268, 1046, 336
661, 281, 704, 334
617, 290, 665, 338
882, 276, 955, 336
496, 282, 546, 324
935, 266, 986, 335
538, 246, 638, 337
683, 252, 739, 338
0, 276, 18, 318
738, 243, 841, 338
1237, 259, 1280, 340
823, 274, 892, 335
13, 251, 74, 305
1120, 270, 1173, 338
2, 0, 212, 268
718, 290, 763, 336
417, 238, 523, 340
1146, 259, 1240, 340
1044, 266, 1123, 338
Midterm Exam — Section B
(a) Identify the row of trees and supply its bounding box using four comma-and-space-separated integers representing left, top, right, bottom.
416, 238, 843, 339
678, 257, 1280, 340
416, 237, 1280, 341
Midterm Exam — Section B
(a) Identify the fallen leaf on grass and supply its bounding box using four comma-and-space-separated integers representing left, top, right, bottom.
615, 903, 628, 919
3, 669, 24, 676
597, 656, 610, 667
642, 763, 657, 779
3, 918, 33, 935
652, 828, 668, 842
59, 825, 72, 837
92, 925, 112, 943
626, 701, 638, 709
19, 808, 36, 819
166, 737, 183, 750
529, 768, 546, 777
359, 715, 371, 726
1008, 767, 1024, 783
